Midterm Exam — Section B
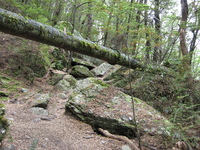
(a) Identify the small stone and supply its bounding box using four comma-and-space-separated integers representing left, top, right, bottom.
8, 118, 14, 121
70, 65, 95, 78
21, 88, 28, 93
34, 118, 41, 123
9, 98, 18, 104
5, 145, 16, 150
25, 135, 31, 139
121, 145, 131, 150
151, 127, 156, 132
1, 129, 6, 134
31, 107, 49, 116
157, 130, 163, 134
59, 93, 67, 99
100, 140, 106, 144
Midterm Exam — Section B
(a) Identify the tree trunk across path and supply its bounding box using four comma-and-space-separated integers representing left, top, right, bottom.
0, 8, 166, 73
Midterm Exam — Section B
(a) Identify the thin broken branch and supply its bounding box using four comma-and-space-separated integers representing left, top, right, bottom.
98, 128, 140, 150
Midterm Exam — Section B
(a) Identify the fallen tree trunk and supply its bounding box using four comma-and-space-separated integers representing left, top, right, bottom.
0, 8, 164, 73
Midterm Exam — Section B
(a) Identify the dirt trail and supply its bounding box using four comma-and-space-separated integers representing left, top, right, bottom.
2, 83, 125, 150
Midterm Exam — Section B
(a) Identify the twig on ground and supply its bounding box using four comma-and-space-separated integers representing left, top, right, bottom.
98, 128, 140, 150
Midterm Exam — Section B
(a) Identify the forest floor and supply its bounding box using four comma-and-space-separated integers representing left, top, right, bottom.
1, 79, 129, 150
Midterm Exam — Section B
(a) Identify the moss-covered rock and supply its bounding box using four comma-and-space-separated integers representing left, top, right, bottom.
66, 78, 175, 139
0, 104, 9, 143
0, 104, 5, 116
54, 74, 77, 92
70, 65, 95, 78
0, 91, 9, 97
47, 73, 65, 86
0, 75, 22, 101
32, 94, 50, 109
72, 58, 96, 70
7, 42, 51, 82
91, 62, 113, 76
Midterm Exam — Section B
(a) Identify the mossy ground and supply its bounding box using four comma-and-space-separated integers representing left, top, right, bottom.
0, 75, 22, 102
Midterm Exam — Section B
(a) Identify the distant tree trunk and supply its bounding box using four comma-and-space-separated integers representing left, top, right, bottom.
103, 11, 112, 47
125, 0, 134, 52
153, 0, 161, 63
189, 30, 199, 64
131, 0, 143, 55
22, 0, 28, 4
180, 0, 190, 68
111, 16, 125, 50
112, 16, 120, 50
180, 0, 194, 104
71, 1, 77, 34
86, 1, 93, 40
144, 0, 151, 63
69, 1, 91, 71
189, 1, 199, 65
52, 0, 63, 26
180, 0, 189, 57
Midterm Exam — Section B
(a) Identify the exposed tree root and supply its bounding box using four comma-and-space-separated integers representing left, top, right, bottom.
98, 128, 140, 150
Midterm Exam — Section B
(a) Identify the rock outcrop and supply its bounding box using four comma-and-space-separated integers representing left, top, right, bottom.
65, 77, 174, 139
70, 65, 95, 78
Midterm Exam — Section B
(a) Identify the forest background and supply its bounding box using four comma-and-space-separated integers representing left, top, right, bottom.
1, 0, 200, 75
0, 0, 200, 149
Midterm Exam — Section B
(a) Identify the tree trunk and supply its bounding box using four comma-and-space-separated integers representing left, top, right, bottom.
144, 0, 151, 63
180, 0, 189, 67
86, 1, 93, 40
0, 8, 168, 73
125, 0, 134, 52
103, 11, 112, 47
153, 0, 161, 63
180, 0, 194, 104
131, 0, 143, 55
52, 0, 63, 26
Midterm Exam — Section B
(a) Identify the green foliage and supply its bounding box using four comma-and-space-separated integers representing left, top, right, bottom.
50, 48, 68, 70
0, 0, 19, 12
171, 104, 200, 124
0, 75, 22, 96
169, 103, 200, 149
7, 41, 51, 82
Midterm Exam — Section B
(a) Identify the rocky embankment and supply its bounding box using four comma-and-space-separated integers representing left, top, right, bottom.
0, 59, 184, 150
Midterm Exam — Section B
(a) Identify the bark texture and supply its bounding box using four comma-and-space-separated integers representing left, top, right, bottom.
0, 8, 165, 73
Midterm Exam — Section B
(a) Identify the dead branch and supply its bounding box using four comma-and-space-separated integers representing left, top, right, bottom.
98, 128, 140, 150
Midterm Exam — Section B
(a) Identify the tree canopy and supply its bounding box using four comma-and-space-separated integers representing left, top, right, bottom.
1, 0, 199, 78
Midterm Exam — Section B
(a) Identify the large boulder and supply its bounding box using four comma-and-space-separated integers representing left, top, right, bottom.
54, 74, 77, 92
73, 53, 103, 66
65, 78, 175, 139
72, 58, 96, 70
31, 94, 50, 109
91, 62, 113, 77
70, 65, 95, 78
47, 70, 66, 85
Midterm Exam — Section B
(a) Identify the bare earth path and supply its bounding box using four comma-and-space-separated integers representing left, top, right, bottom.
2, 82, 125, 150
